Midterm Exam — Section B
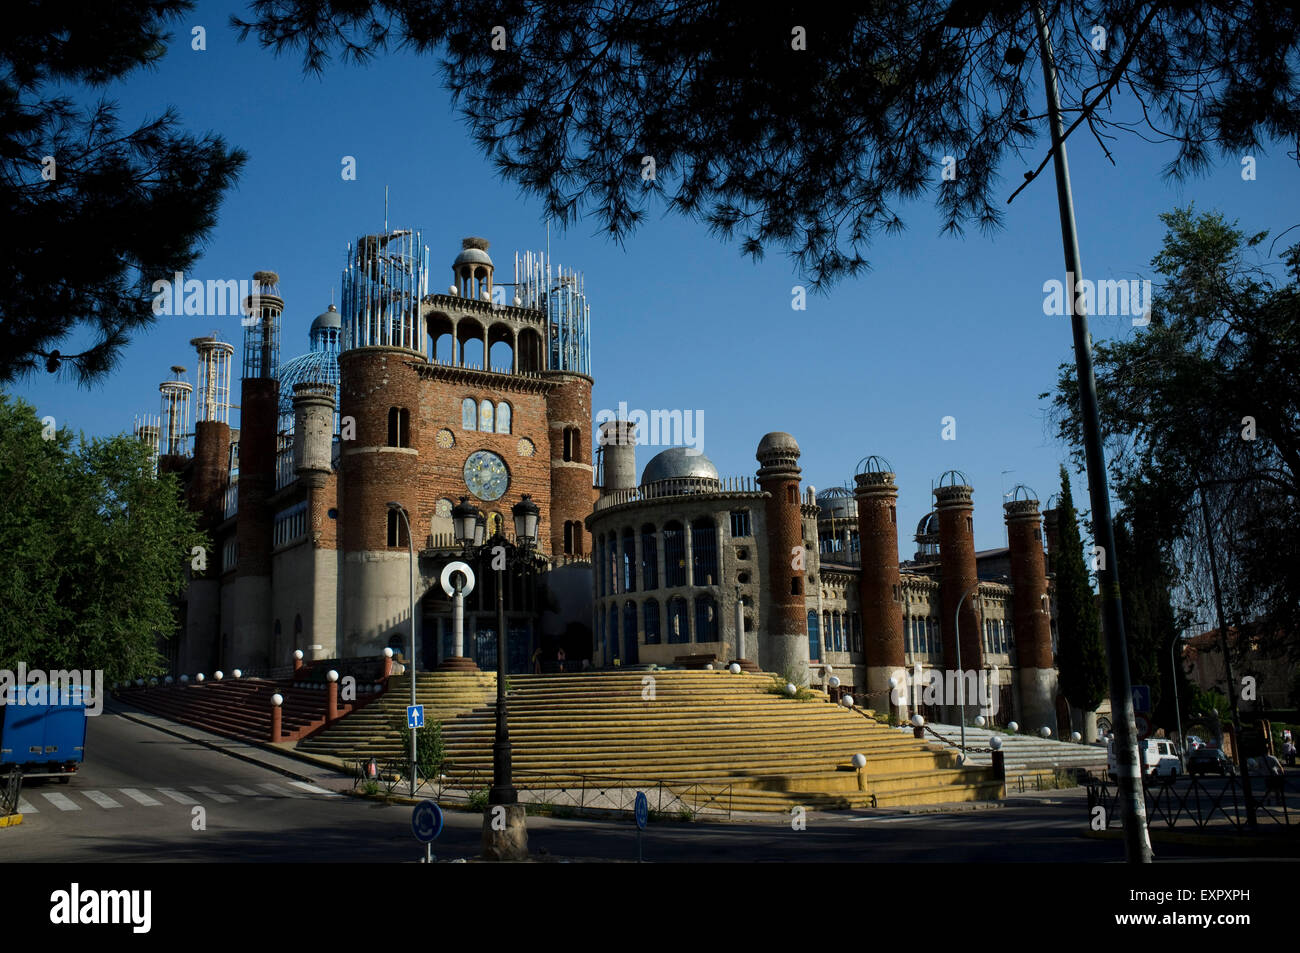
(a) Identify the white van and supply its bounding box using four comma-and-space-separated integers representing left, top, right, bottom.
1107, 737, 1182, 780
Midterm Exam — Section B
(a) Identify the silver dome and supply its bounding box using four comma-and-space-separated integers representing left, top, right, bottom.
310, 304, 341, 332
641, 447, 720, 485
816, 486, 857, 519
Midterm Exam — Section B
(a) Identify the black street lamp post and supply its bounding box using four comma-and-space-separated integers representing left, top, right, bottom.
453, 494, 540, 807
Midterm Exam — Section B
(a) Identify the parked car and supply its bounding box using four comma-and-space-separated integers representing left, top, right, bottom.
1187, 747, 1236, 777
1108, 738, 1183, 781
1186, 735, 1205, 750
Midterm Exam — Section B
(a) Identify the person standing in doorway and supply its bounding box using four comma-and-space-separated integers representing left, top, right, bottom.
556, 646, 566, 673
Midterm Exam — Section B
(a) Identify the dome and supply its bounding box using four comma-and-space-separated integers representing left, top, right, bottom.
641, 447, 720, 485
756, 431, 799, 458
916, 511, 940, 538
454, 237, 493, 269
816, 486, 857, 519
277, 350, 340, 419
311, 304, 341, 332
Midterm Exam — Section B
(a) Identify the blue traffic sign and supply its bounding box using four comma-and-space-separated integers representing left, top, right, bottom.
407, 705, 425, 729
1132, 686, 1152, 714
634, 791, 648, 830
412, 801, 443, 843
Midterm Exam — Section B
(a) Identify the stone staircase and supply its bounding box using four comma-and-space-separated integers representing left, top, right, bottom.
299, 670, 1003, 810
920, 722, 1108, 780
115, 678, 362, 744
296, 671, 497, 761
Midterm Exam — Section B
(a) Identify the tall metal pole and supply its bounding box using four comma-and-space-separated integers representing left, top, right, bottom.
1034, 1, 1152, 862
393, 506, 417, 798
490, 538, 516, 804
1198, 486, 1256, 825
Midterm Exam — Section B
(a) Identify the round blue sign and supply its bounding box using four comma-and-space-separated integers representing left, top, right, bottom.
634, 791, 648, 830
412, 801, 444, 843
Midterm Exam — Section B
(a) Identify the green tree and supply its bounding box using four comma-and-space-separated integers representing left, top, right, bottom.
1054, 465, 1107, 715
0, 393, 204, 680
0, 0, 245, 385
235, 1, 1300, 288
1045, 207, 1300, 658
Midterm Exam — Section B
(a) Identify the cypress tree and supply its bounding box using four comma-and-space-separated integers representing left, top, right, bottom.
1054, 466, 1108, 715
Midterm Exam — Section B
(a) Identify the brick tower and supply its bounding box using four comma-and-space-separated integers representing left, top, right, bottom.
546, 373, 593, 557
933, 471, 982, 720
1005, 488, 1057, 734
756, 432, 810, 685
232, 271, 283, 670
338, 230, 427, 660
854, 456, 907, 716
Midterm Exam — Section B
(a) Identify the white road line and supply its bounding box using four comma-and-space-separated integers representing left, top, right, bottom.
82, 790, 123, 809
190, 786, 235, 804
258, 782, 304, 798
17, 797, 37, 814
155, 787, 199, 805
119, 788, 162, 806
225, 784, 266, 798
288, 781, 340, 798
40, 792, 80, 812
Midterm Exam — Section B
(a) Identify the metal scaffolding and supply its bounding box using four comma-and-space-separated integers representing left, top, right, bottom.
341, 229, 429, 354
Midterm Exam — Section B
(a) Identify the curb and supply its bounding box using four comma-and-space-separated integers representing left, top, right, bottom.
1084, 827, 1300, 852
0, 813, 22, 828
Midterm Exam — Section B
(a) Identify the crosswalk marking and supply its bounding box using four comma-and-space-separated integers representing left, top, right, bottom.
258, 782, 304, 798
156, 787, 199, 805
17, 797, 37, 814
119, 788, 162, 806
82, 790, 122, 809
40, 792, 81, 812
288, 781, 340, 798
191, 785, 236, 804
225, 784, 266, 798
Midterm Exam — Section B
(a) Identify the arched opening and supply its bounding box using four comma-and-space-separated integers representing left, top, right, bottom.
517, 327, 544, 374
623, 600, 638, 663
495, 401, 511, 434
461, 397, 477, 430
668, 596, 690, 644
690, 517, 717, 586
457, 318, 486, 369
694, 595, 718, 642
426, 312, 455, 364
644, 599, 661, 644
663, 521, 686, 587
640, 523, 658, 590
488, 323, 515, 373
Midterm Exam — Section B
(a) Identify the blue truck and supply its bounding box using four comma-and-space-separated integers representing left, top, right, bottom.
0, 684, 88, 782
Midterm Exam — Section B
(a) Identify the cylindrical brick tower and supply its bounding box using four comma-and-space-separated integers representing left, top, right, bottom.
232, 272, 283, 669
545, 372, 593, 557
934, 471, 982, 719
756, 432, 810, 685
339, 347, 423, 658
1005, 488, 1058, 734
853, 456, 907, 716
184, 345, 231, 676
598, 418, 637, 495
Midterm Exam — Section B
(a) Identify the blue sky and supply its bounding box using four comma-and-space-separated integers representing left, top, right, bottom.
12, 2, 1300, 553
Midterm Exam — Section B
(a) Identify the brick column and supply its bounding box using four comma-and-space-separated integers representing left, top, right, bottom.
854, 467, 907, 717
1006, 496, 1058, 734
934, 478, 981, 720
755, 433, 810, 686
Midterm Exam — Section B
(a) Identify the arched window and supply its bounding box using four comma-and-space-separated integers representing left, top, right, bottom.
663, 521, 685, 587
622, 528, 636, 592
668, 597, 690, 644
690, 517, 717, 586
807, 611, 821, 661
640, 524, 658, 590
694, 595, 718, 642
461, 398, 476, 430
387, 510, 406, 547
387, 407, 409, 447
294, 614, 303, 641
563, 426, 581, 463
624, 600, 638, 646
833, 612, 843, 652
823, 611, 832, 650
608, 605, 620, 661
644, 599, 661, 644
495, 402, 511, 434
479, 399, 494, 433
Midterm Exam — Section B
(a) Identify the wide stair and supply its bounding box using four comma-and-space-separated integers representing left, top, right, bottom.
922, 722, 1108, 779
296, 671, 497, 761
300, 670, 1003, 810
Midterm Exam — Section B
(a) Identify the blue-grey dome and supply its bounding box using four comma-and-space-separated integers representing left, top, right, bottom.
278, 303, 342, 422
816, 486, 857, 519
641, 447, 719, 486
311, 304, 342, 332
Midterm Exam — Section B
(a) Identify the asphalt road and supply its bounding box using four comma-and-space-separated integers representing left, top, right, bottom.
3, 711, 1290, 863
